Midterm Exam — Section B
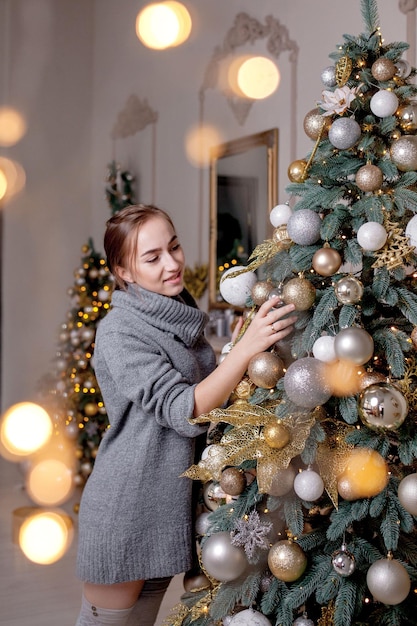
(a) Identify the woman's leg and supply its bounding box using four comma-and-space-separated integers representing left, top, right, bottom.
126, 577, 172, 626
75, 581, 144, 625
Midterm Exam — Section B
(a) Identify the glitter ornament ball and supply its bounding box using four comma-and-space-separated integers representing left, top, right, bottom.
359, 382, 408, 431
293, 468, 324, 501
251, 281, 274, 306
219, 266, 257, 307
334, 275, 364, 304
263, 421, 291, 449
248, 352, 285, 389
397, 473, 417, 516
201, 531, 247, 582
287, 209, 322, 245
282, 277, 316, 311
405, 213, 417, 247
366, 558, 411, 605
288, 159, 307, 183
358, 370, 386, 391
371, 57, 396, 81
270, 203, 293, 227
220, 468, 247, 496
268, 539, 307, 582
332, 545, 356, 577
355, 163, 383, 191
357, 221, 387, 251
312, 246, 342, 276
321, 65, 337, 87
284, 357, 332, 409
293, 616, 314, 626
229, 609, 272, 626
390, 135, 417, 171
303, 108, 331, 140
337, 448, 388, 500
334, 327, 374, 365
312, 335, 336, 362
328, 117, 361, 150
370, 89, 399, 117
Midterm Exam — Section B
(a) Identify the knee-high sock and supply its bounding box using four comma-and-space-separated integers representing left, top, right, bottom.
75, 594, 135, 626
126, 577, 172, 626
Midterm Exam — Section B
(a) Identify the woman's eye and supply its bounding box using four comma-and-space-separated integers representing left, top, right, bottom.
172, 243, 181, 251
147, 256, 158, 263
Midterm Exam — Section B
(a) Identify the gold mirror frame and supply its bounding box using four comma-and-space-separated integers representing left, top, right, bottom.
208, 128, 278, 309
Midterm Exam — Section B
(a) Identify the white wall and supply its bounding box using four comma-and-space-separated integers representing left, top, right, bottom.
0, 0, 410, 409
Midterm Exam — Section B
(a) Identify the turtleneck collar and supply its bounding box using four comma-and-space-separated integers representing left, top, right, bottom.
110, 285, 208, 347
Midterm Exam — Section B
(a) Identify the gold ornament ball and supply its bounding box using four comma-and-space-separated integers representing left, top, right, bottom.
337, 448, 388, 500
263, 421, 291, 449
84, 402, 99, 417
312, 247, 342, 276
288, 159, 307, 183
219, 467, 247, 496
251, 281, 274, 306
371, 57, 396, 81
358, 370, 387, 391
248, 352, 285, 389
272, 226, 292, 248
282, 277, 316, 311
396, 103, 417, 131
183, 571, 210, 592
268, 539, 307, 582
355, 163, 383, 192
303, 108, 331, 140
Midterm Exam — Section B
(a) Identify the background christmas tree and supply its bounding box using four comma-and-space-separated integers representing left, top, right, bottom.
39, 161, 135, 488
167, 2, 417, 625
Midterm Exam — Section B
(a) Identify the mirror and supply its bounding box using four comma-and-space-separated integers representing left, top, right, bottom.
208, 128, 278, 309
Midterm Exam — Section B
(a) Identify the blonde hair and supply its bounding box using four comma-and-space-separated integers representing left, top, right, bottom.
104, 204, 175, 290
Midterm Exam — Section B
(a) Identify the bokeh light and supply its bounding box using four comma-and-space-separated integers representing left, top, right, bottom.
136, 1, 191, 50
19, 510, 74, 565
0, 169, 7, 201
185, 123, 224, 167
235, 56, 280, 100
0, 106, 27, 147
0, 402, 53, 457
0, 156, 26, 201
26, 459, 74, 506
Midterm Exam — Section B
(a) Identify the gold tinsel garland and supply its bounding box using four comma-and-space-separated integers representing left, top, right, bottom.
371, 220, 416, 270
183, 264, 208, 300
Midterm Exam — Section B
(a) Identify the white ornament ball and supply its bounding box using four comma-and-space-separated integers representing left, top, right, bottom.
287, 209, 322, 245
321, 65, 337, 87
270, 203, 293, 227
312, 335, 337, 362
229, 609, 272, 626
397, 473, 417, 516
366, 558, 411, 605
195, 511, 211, 536
294, 469, 325, 501
219, 266, 257, 307
405, 214, 417, 248
370, 89, 399, 118
357, 221, 387, 251
328, 117, 361, 150
293, 617, 315, 626
201, 531, 247, 582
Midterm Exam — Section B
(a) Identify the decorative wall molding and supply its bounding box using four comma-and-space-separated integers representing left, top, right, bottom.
111, 94, 158, 203
200, 12, 299, 127
398, 0, 417, 64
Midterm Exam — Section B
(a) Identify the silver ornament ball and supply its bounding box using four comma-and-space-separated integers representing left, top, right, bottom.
397, 473, 417, 516
201, 532, 247, 582
328, 117, 361, 150
366, 558, 411, 605
334, 276, 364, 304
321, 65, 337, 87
359, 383, 408, 431
284, 357, 332, 409
390, 135, 417, 171
332, 545, 356, 577
287, 209, 322, 245
334, 327, 374, 365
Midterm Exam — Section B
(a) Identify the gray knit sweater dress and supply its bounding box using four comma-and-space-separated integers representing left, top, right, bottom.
76, 285, 216, 584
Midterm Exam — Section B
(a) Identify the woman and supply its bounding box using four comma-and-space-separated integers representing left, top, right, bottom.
75, 204, 296, 625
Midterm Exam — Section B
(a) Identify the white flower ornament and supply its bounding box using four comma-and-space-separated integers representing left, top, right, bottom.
319, 85, 359, 116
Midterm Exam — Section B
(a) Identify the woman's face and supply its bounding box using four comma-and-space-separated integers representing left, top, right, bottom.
118, 215, 185, 297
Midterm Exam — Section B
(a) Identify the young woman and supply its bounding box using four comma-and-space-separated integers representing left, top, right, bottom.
75, 204, 296, 626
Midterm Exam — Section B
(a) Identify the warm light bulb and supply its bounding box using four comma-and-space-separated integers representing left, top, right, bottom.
0, 169, 7, 201
0, 402, 53, 457
26, 458, 74, 506
136, 2, 190, 49
0, 156, 26, 200
0, 107, 27, 146
19, 510, 73, 565
237, 56, 280, 100
184, 123, 224, 167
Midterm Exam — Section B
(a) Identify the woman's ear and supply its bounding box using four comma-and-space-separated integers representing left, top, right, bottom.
115, 265, 134, 284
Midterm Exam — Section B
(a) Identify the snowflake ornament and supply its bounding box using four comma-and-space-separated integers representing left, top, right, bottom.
230, 510, 272, 562
319, 85, 359, 116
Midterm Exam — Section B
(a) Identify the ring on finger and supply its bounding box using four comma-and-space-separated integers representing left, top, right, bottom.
271, 323, 276, 333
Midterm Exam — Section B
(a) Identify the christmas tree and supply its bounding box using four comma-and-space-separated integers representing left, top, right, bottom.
166, 2, 417, 625
39, 162, 135, 487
